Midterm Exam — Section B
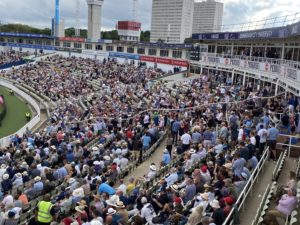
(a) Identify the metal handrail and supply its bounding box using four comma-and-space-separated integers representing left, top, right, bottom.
201, 53, 300, 69
223, 147, 270, 225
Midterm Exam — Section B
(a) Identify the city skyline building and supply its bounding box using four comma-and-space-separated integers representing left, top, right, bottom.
150, 0, 194, 43
192, 0, 224, 34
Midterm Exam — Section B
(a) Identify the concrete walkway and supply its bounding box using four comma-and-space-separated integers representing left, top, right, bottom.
123, 139, 167, 184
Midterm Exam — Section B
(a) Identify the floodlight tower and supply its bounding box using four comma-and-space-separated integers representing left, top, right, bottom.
86, 0, 104, 40
132, 0, 138, 22
75, 0, 81, 36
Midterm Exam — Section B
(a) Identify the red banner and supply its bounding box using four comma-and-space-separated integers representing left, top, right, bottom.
156, 57, 172, 65
172, 59, 189, 67
140, 56, 156, 63
141, 56, 189, 67
59, 37, 86, 42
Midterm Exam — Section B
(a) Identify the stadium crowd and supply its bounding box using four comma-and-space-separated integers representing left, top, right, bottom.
0, 51, 27, 66
0, 54, 299, 225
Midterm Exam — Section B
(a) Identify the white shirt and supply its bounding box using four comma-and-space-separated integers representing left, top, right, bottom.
250, 136, 256, 145
2, 195, 13, 208
118, 184, 127, 196
119, 157, 129, 171
181, 133, 191, 145
147, 170, 156, 181
258, 128, 268, 143
141, 203, 156, 224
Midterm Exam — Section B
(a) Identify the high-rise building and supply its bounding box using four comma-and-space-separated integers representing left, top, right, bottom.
192, 0, 224, 34
150, 0, 194, 43
86, 0, 104, 41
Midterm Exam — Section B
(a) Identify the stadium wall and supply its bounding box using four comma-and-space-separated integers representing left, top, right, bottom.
0, 95, 6, 123
0, 80, 41, 147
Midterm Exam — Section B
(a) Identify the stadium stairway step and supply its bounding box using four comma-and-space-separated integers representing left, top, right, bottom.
31, 111, 48, 133
121, 139, 167, 184
238, 158, 296, 225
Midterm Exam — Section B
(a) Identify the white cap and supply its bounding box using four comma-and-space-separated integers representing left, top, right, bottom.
141, 197, 148, 204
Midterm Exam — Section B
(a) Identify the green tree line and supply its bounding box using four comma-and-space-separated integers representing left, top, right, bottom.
0, 24, 150, 42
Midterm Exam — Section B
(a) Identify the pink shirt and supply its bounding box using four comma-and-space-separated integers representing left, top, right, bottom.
277, 194, 298, 215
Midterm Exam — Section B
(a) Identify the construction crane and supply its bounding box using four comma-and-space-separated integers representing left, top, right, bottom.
132, 0, 138, 22
75, 0, 81, 36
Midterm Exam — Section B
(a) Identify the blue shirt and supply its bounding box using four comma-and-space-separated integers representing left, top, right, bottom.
142, 135, 151, 147
98, 183, 116, 195
162, 153, 171, 165
171, 121, 181, 132
267, 127, 279, 140
233, 158, 246, 176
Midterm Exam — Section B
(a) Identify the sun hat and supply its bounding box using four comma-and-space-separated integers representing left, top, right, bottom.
93, 161, 101, 166
75, 205, 85, 214
106, 195, 119, 206
1, 164, 7, 169
115, 201, 125, 208
3, 174, 9, 180
72, 188, 84, 198
34, 176, 41, 182
170, 184, 179, 192
189, 149, 196, 154
22, 171, 28, 176
210, 199, 220, 209
68, 177, 76, 184
107, 208, 117, 215
77, 199, 87, 207
92, 146, 99, 151
149, 165, 157, 171
104, 156, 111, 161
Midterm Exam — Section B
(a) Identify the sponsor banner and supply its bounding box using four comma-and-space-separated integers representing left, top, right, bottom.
286, 68, 297, 80
172, 59, 189, 67
270, 64, 281, 73
156, 57, 172, 65
0, 32, 53, 39
141, 56, 188, 67
136, 42, 192, 49
109, 52, 140, 60
0, 42, 55, 50
140, 56, 156, 63
82, 50, 109, 57
58, 37, 86, 42
230, 59, 240, 67
192, 21, 300, 40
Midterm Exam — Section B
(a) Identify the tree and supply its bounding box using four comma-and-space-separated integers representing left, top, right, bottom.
140, 30, 150, 42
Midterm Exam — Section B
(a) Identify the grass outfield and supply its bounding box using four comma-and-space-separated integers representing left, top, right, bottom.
0, 86, 31, 138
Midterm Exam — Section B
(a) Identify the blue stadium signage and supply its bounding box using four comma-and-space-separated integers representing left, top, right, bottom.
192, 21, 300, 40
108, 52, 140, 60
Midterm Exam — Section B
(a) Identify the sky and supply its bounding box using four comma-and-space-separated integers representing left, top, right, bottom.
0, 0, 299, 31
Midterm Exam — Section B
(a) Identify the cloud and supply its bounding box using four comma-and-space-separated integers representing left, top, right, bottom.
0, 0, 299, 32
